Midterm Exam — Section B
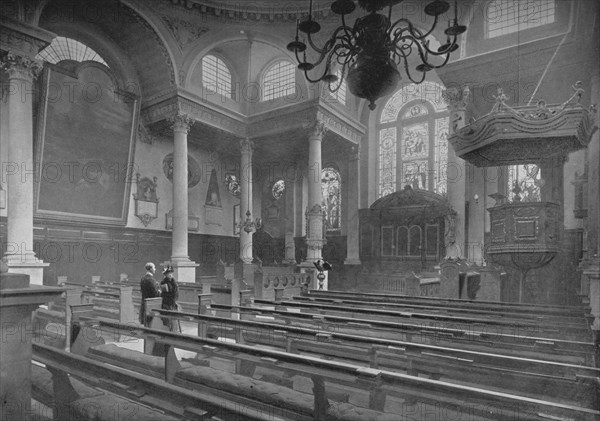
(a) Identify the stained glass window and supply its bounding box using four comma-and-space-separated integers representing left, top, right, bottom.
378, 128, 397, 197
508, 164, 542, 202
272, 179, 285, 200
36, 37, 108, 66
402, 104, 428, 119
322, 168, 341, 231
377, 82, 449, 198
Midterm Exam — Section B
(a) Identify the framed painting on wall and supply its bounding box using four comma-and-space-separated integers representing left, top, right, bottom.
34, 65, 138, 225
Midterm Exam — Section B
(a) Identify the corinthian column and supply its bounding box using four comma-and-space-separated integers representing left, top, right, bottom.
1, 53, 48, 284
239, 138, 254, 264
167, 113, 197, 283
345, 144, 361, 265
305, 120, 326, 263
442, 86, 470, 260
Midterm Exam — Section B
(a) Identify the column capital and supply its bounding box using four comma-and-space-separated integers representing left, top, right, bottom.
307, 119, 326, 141
442, 85, 470, 112
240, 138, 255, 154
0, 53, 42, 81
169, 112, 194, 133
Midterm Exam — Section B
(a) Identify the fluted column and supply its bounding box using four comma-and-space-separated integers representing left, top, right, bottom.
1, 53, 48, 284
442, 86, 470, 260
239, 138, 254, 264
305, 121, 326, 262
167, 113, 197, 283
345, 144, 361, 265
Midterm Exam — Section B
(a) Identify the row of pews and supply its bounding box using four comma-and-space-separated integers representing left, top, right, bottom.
31, 284, 599, 420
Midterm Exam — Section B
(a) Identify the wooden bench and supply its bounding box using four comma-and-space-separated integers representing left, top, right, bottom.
152, 308, 600, 409
103, 279, 212, 316
73, 318, 600, 421
32, 342, 284, 421
292, 294, 590, 328
209, 303, 597, 366
59, 281, 135, 324
31, 361, 179, 421
254, 298, 592, 342
307, 289, 589, 318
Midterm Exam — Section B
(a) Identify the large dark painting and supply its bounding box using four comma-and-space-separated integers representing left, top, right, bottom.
35, 64, 138, 225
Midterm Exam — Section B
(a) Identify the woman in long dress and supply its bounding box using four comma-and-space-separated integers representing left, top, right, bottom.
160, 266, 182, 333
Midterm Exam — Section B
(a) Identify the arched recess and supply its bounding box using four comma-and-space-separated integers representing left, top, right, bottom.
38, 0, 178, 101
34, 21, 139, 93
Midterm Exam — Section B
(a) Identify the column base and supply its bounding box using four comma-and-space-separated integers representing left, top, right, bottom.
5, 257, 49, 286
344, 258, 362, 266
163, 259, 198, 284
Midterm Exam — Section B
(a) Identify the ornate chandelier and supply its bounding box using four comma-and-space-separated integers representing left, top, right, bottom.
287, 0, 466, 110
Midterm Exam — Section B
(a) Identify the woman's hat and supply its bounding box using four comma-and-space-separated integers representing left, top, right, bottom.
162, 265, 174, 274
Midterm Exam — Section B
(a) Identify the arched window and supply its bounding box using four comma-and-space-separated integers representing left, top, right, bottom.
507, 164, 542, 202
486, 0, 555, 38
262, 61, 296, 101
322, 167, 341, 232
36, 37, 108, 66
202, 55, 233, 98
377, 82, 449, 198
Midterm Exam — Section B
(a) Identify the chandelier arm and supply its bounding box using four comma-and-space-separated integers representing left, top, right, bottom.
302, 49, 342, 83
395, 34, 449, 58
402, 57, 427, 84
403, 38, 453, 70
306, 26, 352, 56
392, 42, 413, 63
389, 14, 439, 42
419, 34, 460, 56
340, 13, 356, 42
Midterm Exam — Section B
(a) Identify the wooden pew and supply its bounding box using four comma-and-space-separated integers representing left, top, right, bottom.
209, 303, 596, 366
32, 342, 284, 421
31, 362, 180, 421
308, 289, 588, 318
73, 318, 600, 421
152, 308, 600, 409
59, 281, 135, 324
33, 286, 84, 350
103, 279, 206, 315
292, 294, 589, 328
253, 298, 592, 342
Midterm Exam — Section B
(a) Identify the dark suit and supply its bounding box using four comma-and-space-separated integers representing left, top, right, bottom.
139, 272, 160, 325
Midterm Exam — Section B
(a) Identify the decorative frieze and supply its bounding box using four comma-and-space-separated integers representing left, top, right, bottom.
158, 0, 329, 23
161, 15, 209, 50
0, 17, 53, 58
316, 107, 364, 144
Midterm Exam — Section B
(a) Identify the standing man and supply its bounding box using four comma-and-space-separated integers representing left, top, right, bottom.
139, 262, 161, 326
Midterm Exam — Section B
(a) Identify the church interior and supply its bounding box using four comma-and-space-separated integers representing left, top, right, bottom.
1, 0, 599, 420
